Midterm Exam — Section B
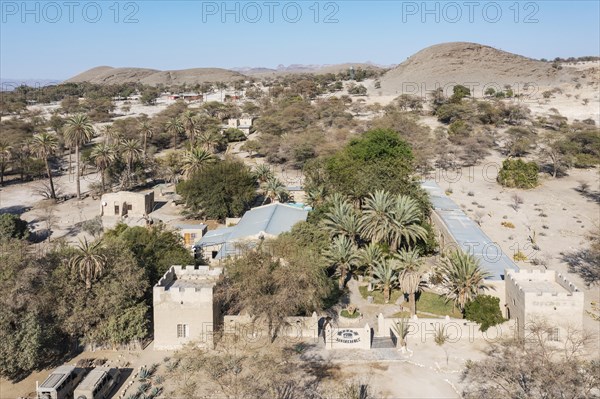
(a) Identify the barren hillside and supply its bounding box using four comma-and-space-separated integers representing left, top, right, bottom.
379, 42, 580, 96
66, 66, 247, 85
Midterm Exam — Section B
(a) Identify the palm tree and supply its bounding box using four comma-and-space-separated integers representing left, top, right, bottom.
323, 194, 361, 243
165, 117, 184, 148
64, 114, 95, 199
90, 143, 116, 193
101, 124, 120, 145
197, 130, 223, 153
323, 235, 360, 290
30, 132, 59, 200
360, 190, 428, 251
138, 120, 153, 158
389, 194, 428, 251
180, 110, 197, 148
262, 177, 287, 204
119, 139, 142, 189
306, 185, 326, 208
360, 190, 396, 245
252, 163, 273, 183
182, 147, 214, 179
439, 250, 491, 312
359, 241, 384, 279
68, 238, 106, 289
396, 248, 425, 316
0, 141, 13, 186
371, 258, 400, 303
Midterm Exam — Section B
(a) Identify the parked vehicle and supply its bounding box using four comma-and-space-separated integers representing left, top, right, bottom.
37, 366, 87, 399
74, 367, 121, 399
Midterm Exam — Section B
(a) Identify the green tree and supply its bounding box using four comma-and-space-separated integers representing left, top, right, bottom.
105, 223, 194, 285
396, 248, 425, 316
30, 132, 59, 200
439, 250, 491, 312
119, 138, 142, 188
322, 194, 361, 244
90, 143, 116, 193
64, 114, 95, 199
262, 177, 287, 204
371, 258, 399, 303
67, 238, 107, 289
165, 117, 184, 148
138, 119, 153, 158
182, 146, 214, 179
180, 110, 198, 148
0, 214, 29, 240
323, 235, 360, 289
177, 159, 257, 221
497, 158, 539, 189
0, 141, 12, 186
464, 294, 505, 332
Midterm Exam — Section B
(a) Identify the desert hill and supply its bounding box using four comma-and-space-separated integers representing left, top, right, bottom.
379, 42, 576, 96
66, 66, 246, 85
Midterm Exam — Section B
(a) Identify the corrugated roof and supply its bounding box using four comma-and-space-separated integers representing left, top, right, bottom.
194, 204, 308, 259
422, 180, 519, 281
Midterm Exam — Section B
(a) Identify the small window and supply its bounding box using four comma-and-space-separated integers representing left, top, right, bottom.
127, 203, 133, 211
513, 299, 516, 305
177, 324, 189, 338
548, 328, 560, 342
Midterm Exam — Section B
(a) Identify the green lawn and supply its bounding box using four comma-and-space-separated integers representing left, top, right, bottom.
359, 286, 463, 318
358, 285, 402, 304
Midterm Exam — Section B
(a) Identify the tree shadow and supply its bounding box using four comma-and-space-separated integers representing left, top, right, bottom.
562, 250, 599, 286
574, 187, 600, 204
0, 205, 32, 215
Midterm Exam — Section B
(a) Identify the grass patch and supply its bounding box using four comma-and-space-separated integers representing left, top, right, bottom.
358, 285, 402, 304
340, 309, 361, 319
414, 291, 463, 318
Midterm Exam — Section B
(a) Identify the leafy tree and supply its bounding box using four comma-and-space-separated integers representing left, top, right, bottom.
90, 143, 116, 193
0, 239, 56, 380
223, 127, 247, 142
450, 85, 471, 103
177, 159, 257, 221
221, 238, 329, 343
464, 294, 505, 332
64, 114, 95, 199
68, 238, 107, 289
438, 250, 491, 312
0, 141, 12, 186
140, 87, 160, 105
0, 213, 29, 240
497, 158, 539, 189
396, 248, 425, 316
371, 258, 399, 303
323, 235, 360, 289
105, 223, 194, 286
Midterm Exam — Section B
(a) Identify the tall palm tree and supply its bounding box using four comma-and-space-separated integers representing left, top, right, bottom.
64, 114, 95, 199
359, 241, 384, 279
119, 139, 142, 189
182, 147, 214, 179
396, 248, 425, 316
197, 130, 223, 153
180, 110, 197, 148
439, 250, 491, 312
0, 141, 13, 186
101, 124, 120, 145
262, 177, 286, 204
252, 163, 273, 183
323, 235, 360, 290
371, 258, 400, 303
68, 238, 106, 289
90, 143, 116, 193
323, 194, 361, 244
30, 132, 59, 200
389, 194, 428, 251
138, 120, 153, 158
360, 190, 396, 245
165, 117, 184, 148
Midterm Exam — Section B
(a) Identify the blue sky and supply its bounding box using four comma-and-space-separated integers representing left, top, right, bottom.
1, 1, 599, 79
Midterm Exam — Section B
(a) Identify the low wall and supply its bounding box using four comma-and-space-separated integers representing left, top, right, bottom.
378, 314, 516, 348
223, 313, 320, 342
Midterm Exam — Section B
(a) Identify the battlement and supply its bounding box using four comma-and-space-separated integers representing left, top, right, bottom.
154, 265, 222, 293
506, 268, 582, 298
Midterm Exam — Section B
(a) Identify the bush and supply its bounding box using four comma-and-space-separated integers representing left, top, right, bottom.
513, 251, 528, 261
501, 221, 515, 228
223, 128, 247, 142
497, 159, 539, 189
0, 213, 29, 240
464, 295, 505, 332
